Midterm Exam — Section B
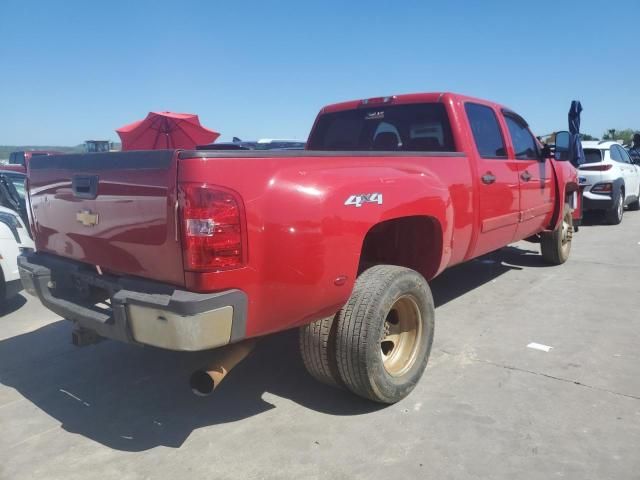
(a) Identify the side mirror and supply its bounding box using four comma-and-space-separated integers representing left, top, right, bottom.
554, 131, 571, 161
540, 144, 552, 160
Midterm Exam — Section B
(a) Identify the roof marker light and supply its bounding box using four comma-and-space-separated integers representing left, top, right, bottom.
361, 96, 397, 105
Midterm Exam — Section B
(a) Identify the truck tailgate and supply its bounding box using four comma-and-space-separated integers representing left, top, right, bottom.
28, 150, 184, 286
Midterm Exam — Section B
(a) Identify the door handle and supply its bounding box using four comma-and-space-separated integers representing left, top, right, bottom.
481, 173, 496, 185
520, 171, 532, 182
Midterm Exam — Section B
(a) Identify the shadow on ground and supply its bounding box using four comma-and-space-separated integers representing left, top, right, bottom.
0, 245, 548, 451
0, 294, 26, 317
431, 244, 544, 307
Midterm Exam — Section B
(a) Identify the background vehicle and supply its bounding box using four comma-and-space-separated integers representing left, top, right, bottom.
5, 150, 63, 173
579, 141, 640, 224
0, 170, 28, 228
20, 92, 578, 404
85, 140, 113, 153
0, 205, 33, 305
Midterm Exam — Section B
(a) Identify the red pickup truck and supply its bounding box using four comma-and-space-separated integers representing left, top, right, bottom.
19, 92, 579, 403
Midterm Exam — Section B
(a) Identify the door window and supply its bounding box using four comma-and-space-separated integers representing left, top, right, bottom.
504, 115, 539, 160
9, 152, 25, 166
464, 103, 507, 158
616, 145, 631, 164
609, 146, 623, 162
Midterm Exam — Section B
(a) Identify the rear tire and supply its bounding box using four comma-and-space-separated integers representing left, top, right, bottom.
334, 265, 434, 404
299, 315, 342, 387
0, 268, 6, 308
541, 203, 573, 265
628, 187, 640, 211
605, 191, 624, 224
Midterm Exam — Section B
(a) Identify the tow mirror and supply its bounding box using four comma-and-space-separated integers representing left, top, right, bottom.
554, 131, 570, 161
540, 144, 552, 160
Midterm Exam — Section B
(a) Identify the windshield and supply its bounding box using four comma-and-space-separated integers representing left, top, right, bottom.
308, 103, 456, 152
583, 148, 603, 164
5, 173, 26, 200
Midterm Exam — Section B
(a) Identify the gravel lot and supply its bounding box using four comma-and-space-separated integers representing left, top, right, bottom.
1, 210, 639, 480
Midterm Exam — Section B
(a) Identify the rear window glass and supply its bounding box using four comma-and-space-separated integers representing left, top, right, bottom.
583, 148, 603, 164
308, 103, 456, 152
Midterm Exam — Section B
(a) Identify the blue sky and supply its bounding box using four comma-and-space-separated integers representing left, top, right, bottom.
1, 0, 638, 145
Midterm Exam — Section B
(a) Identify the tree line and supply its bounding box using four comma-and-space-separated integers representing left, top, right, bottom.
582, 129, 638, 144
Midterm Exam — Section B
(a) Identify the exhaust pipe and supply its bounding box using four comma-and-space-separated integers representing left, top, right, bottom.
190, 340, 256, 396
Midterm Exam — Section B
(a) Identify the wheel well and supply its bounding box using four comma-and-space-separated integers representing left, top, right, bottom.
358, 216, 442, 280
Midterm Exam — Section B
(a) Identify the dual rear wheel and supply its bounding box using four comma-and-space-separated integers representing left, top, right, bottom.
299, 265, 434, 404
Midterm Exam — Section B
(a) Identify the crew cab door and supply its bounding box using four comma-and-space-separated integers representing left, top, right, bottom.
503, 112, 555, 239
465, 102, 520, 257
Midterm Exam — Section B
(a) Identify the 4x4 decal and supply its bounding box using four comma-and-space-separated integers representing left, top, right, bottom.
344, 193, 383, 208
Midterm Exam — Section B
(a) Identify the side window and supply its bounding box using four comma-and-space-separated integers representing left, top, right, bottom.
609, 146, 622, 162
617, 145, 631, 163
465, 103, 507, 158
308, 103, 456, 152
504, 115, 539, 160
9, 152, 25, 166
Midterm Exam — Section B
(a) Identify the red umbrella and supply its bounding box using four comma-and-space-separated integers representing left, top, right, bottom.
116, 111, 220, 151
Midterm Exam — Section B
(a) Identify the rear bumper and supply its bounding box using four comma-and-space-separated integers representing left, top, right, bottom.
583, 192, 614, 211
18, 252, 247, 351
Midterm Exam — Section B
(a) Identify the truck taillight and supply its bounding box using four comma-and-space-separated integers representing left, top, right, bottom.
179, 184, 245, 271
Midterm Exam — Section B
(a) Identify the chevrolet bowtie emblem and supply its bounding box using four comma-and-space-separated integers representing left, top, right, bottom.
76, 210, 99, 226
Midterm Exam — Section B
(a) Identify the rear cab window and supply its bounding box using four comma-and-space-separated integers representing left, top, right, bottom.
583, 149, 603, 164
464, 103, 507, 158
308, 103, 457, 152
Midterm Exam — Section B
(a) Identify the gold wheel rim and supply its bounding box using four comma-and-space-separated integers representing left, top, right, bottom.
380, 295, 422, 377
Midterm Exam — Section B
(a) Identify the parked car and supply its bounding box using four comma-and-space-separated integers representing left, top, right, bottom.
0, 205, 34, 305
579, 141, 640, 224
19, 92, 579, 404
5, 150, 63, 173
0, 170, 28, 228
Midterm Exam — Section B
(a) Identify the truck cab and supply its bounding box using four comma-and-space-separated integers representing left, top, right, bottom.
6, 150, 63, 173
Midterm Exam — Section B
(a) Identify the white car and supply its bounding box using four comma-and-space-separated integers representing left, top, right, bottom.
579, 141, 640, 224
0, 205, 34, 304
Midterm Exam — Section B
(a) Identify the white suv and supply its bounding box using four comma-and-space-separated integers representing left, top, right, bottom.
579, 141, 640, 224
0, 205, 34, 305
